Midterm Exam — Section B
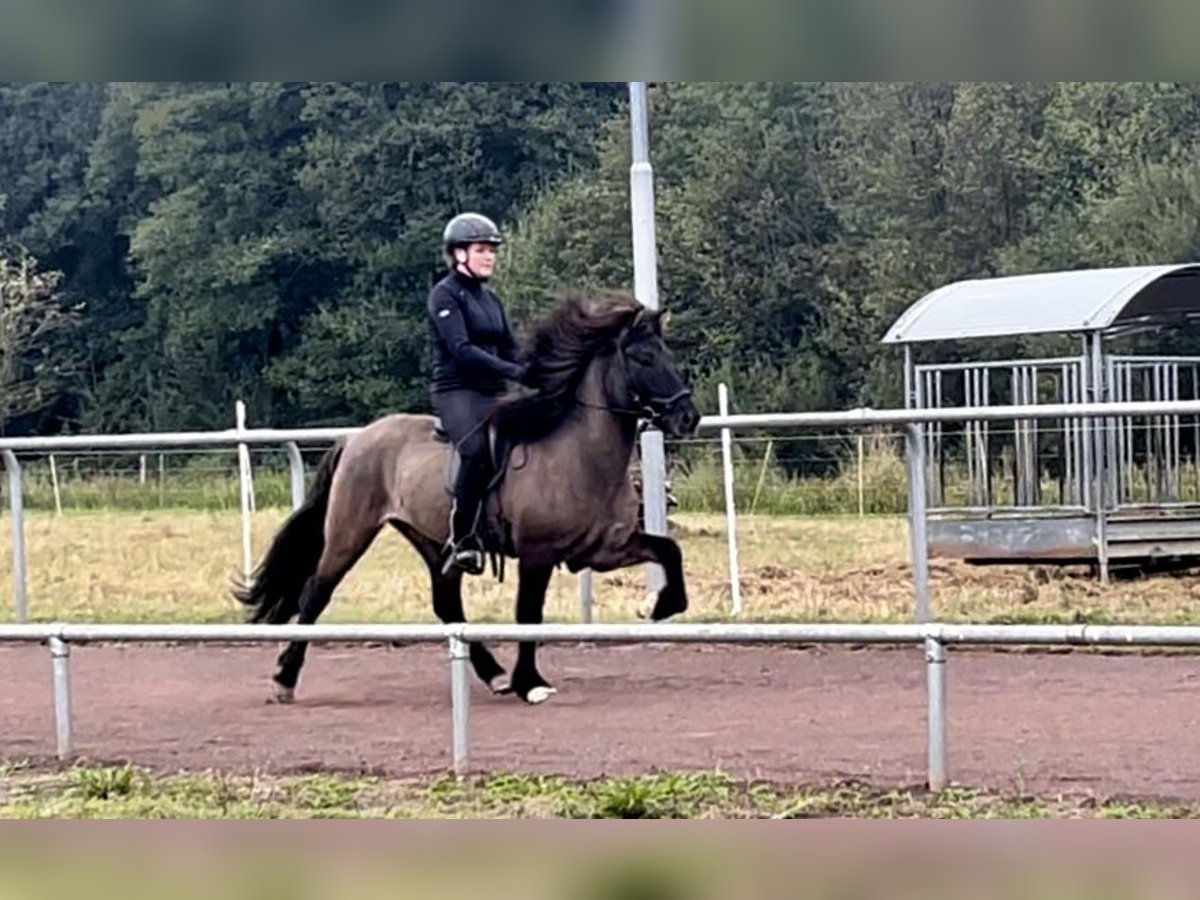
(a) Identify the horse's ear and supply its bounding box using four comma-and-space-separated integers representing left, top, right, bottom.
614, 305, 643, 339
633, 308, 665, 338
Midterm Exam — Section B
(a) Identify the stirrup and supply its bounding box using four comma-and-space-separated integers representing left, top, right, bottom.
443, 543, 485, 576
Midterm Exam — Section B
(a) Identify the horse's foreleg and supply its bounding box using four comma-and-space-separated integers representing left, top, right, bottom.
512, 561, 556, 703
585, 531, 688, 621
391, 521, 508, 693
434, 570, 509, 694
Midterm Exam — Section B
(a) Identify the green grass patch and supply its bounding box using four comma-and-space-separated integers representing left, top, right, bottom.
1, 764, 1196, 819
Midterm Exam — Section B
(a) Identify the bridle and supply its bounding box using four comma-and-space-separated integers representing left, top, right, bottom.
578, 386, 693, 428
634, 387, 693, 424
571, 318, 693, 428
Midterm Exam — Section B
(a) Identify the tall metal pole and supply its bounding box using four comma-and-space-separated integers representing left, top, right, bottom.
3, 450, 28, 623
629, 81, 668, 593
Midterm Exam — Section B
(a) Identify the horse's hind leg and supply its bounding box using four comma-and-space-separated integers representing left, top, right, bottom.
390, 521, 508, 693
272, 518, 381, 702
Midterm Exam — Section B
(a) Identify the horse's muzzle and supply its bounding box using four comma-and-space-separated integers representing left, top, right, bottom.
662, 398, 701, 439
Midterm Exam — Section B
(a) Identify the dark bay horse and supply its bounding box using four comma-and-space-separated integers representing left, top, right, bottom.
233, 293, 701, 704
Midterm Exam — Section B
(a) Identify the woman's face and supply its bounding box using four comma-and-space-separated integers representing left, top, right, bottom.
458, 242, 498, 278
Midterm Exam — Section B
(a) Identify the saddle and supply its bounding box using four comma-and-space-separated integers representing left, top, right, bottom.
433, 417, 516, 579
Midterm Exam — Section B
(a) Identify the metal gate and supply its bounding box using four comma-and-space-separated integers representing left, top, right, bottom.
1106, 356, 1200, 508
914, 356, 1089, 512
910, 351, 1200, 571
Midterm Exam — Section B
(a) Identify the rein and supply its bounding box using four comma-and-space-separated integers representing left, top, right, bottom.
576, 387, 693, 423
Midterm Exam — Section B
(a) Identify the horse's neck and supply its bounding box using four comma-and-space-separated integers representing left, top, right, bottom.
553, 356, 638, 484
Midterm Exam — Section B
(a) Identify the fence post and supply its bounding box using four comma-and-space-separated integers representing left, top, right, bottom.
857, 433, 866, 517
579, 569, 593, 624
925, 635, 947, 791
3, 450, 28, 623
49, 454, 63, 516
905, 424, 932, 622
718, 383, 743, 616
449, 635, 471, 775
235, 401, 254, 584
50, 634, 73, 760
285, 442, 305, 511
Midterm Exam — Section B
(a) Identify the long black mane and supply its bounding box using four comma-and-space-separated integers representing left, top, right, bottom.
493, 293, 643, 442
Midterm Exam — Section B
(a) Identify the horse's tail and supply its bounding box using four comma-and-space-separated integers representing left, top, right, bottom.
232, 440, 346, 624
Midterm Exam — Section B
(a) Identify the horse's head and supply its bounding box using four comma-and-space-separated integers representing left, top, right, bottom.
494, 294, 700, 444
617, 308, 701, 439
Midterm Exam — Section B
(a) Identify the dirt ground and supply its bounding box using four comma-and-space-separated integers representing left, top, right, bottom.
1, 641, 1198, 802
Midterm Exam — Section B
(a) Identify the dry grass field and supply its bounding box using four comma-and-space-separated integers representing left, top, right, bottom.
4, 508, 1200, 626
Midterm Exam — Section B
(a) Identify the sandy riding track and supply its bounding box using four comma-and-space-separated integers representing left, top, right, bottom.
1, 641, 1198, 801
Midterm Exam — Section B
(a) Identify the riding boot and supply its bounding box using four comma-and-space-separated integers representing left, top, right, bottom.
444, 456, 488, 575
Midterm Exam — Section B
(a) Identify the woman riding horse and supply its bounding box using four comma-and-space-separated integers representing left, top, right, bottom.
427, 212, 533, 576
235, 242, 701, 705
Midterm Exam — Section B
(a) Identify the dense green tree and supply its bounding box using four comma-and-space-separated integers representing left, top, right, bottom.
7, 81, 1200, 443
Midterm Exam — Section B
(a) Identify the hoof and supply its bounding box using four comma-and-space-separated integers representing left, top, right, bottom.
525, 686, 557, 705
269, 682, 295, 705
636, 591, 657, 620
489, 675, 513, 695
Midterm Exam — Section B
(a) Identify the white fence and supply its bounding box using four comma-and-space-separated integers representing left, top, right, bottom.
5, 619, 1200, 789
8, 397, 1200, 625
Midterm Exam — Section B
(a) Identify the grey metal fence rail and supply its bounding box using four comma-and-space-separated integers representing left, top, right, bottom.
10, 398, 1200, 623
3, 620, 1200, 790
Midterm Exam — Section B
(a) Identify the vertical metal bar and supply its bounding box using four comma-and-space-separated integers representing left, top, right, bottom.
1080, 349, 1093, 515
449, 636, 471, 776
974, 368, 985, 505
1030, 366, 1040, 506
1153, 363, 1164, 500
1062, 363, 1076, 505
1017, 367, 1027, 508
1125, 362, 1135, 503
718, 384, 743, 616
1015, 366, 1024, 506
1105, 356, 1119, 507
1078, 362, 1087, 504
925, 636, 947, 792
1193, 366, 1199, 501
579, 570, 593, 624
1070, 367, 1080, 508
1091, 333, 1109, 583
1167, 362, 1175, 498
1159, 363, 1168, 499
914, 364, 930, 505
982, 367, 992, 506
918, 368, 930, 501
629, 82, 667, 596
1021, 365, 1029, 506
976, 368, 986, 506
933, 369, 944, 508
50, 636, 73, 760
285, 442, 305, 511
1023, 366, 1033, 506
1110, 361, 1123, 505
2, 450, 28, 623
965, 369, 977, 504
906, 424, 931, 623
1171, 363, 1181, 500
1147, 362, 1155, 499
904, 345, 914, 409
1012, 365, 1024, 507
235, 401, 254, 585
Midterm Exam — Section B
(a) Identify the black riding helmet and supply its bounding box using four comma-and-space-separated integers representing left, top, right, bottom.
443, 212, 503, 268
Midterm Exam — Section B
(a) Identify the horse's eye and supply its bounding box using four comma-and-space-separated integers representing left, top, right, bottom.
627, 346, 654, 365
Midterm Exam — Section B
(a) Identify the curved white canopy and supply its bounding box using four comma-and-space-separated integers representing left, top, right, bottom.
881, 264, 1200, 344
